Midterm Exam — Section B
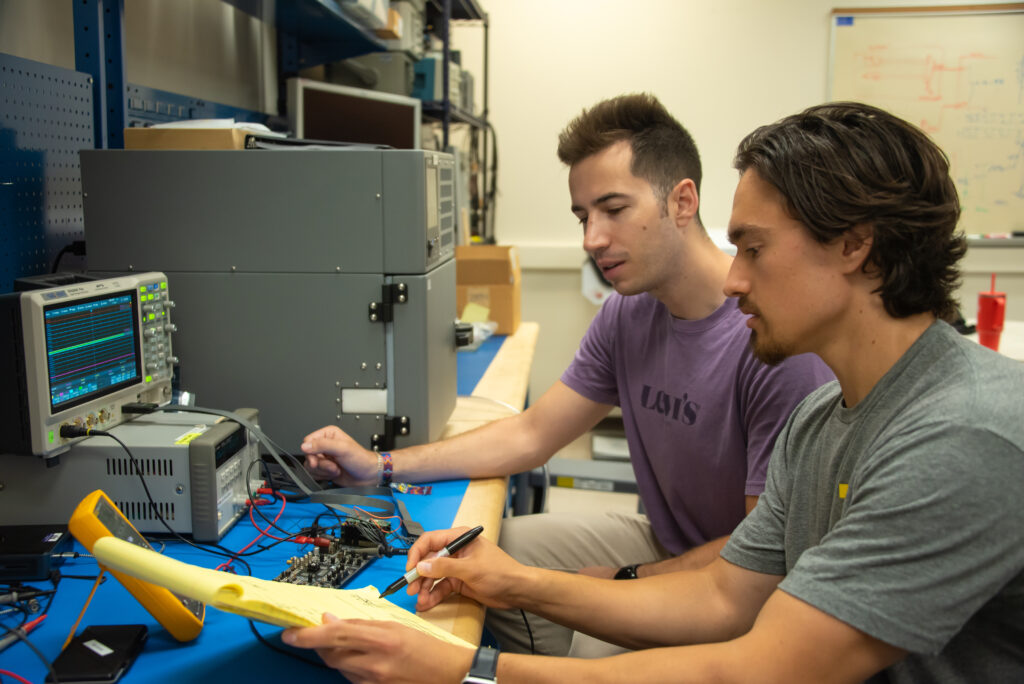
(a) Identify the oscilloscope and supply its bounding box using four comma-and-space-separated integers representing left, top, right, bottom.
0, 272, 176, 459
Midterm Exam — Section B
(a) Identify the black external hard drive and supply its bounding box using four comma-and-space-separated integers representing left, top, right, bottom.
46, 624, 148, 684
0, 524, 74, 580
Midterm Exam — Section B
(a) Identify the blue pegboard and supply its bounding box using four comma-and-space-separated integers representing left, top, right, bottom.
0, 52, 93, 294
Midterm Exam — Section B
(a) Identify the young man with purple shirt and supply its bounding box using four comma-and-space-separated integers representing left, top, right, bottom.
300, 93, 832, 656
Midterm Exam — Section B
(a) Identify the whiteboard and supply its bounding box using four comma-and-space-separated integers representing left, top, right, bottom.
829, 6, 1024, 234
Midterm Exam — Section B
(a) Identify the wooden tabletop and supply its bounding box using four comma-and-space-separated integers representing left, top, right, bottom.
419, 322, 540, 645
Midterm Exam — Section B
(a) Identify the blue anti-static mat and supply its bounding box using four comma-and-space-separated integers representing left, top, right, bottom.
4, 481, 472, 684
4, 340, 511, 682
457, 334, 505, 395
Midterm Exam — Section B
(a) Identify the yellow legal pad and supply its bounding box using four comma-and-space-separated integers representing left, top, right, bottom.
91, 536, 472, 648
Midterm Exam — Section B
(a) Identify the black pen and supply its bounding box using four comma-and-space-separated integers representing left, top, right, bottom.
379, 525, 484, 599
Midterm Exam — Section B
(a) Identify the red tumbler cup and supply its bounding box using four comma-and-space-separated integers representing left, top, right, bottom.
977, 291, 1006, 351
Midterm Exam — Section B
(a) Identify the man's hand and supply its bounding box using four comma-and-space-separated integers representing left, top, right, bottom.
282, 614, 474, 684
301, 425, 379, 487
406, 527, 528, 612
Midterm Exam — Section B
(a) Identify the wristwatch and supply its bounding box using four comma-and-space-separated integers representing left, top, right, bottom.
462, 645, 499, 683
614, 563, 641, 580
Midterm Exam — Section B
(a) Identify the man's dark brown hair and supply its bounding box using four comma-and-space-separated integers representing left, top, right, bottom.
735, 101, 966, 320
558, 93, 703, 221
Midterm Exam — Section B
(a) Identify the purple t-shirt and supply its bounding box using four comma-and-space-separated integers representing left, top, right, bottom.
561, 293, 834, 554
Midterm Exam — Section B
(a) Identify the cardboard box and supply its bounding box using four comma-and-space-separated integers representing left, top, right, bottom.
124, 127, 249, 150
456, 245, 521, 335
374, 7, 403, 39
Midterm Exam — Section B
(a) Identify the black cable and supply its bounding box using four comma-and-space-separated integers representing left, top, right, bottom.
520, 610, 536, 655
142, 405, 423, 547
313, 508, 344, 531
1, 580, 59, 628
246, 459, 302, 538
50, 239, 86, 273
59, 426, 252, 574
0, 622, 60, 683
57, 574, 106, 582
484, 121, 499, 241
0, 586, 56, 607
71, 413, 411, 578
246, 620, 330, 669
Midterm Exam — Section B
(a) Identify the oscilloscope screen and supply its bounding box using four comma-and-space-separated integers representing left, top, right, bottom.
43, 291, 143, 414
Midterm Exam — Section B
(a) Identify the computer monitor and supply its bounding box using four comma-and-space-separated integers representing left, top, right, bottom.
287, 77, 422, 149
0, 272, 175, 459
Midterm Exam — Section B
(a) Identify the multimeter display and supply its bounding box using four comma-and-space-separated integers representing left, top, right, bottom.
91, 495, 205, 620
95, 497, 149, 548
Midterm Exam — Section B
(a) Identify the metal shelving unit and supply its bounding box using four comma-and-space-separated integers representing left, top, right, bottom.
257, 0, 495, 239
76, 0, 494, 233
422, 0, 489, 146
73, 0, 268, 150
424, 0, 493, 241
225, 0, 387, 69
0, 0, 496, 292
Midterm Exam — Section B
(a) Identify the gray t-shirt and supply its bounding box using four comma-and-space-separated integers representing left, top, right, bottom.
722, 320, 1024, 683
562, 294, 833, 554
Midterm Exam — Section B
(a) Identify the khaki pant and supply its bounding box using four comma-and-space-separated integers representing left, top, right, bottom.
485, 511, 672, 657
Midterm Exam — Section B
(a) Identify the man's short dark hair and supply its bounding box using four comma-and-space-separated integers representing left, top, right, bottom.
557, 93, 703, 219
734, 101, 966, 320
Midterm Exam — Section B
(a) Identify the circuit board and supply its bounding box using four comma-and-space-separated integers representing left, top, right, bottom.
273, 520, 393, 589
274, 541, 374, 588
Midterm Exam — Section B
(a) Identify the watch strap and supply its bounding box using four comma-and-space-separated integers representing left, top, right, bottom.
463, 645, 499, 683
614, 563, 640, 580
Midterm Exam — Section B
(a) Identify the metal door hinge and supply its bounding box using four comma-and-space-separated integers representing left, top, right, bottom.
368, 283, 408, 323
371, 416, 410, 451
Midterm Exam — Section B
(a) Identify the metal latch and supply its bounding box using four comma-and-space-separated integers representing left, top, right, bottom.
371, 416, 411, 451
368, 283, 408, 323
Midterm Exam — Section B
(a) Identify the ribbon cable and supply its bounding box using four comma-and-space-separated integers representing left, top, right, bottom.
308, 486, 425, 537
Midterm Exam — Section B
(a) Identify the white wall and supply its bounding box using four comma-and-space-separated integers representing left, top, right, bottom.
453, 0, 1023, 399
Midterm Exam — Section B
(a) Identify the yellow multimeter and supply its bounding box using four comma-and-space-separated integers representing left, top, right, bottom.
68, 490, 205, 642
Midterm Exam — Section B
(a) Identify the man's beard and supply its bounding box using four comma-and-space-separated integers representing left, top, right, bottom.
749, 330, 791, 367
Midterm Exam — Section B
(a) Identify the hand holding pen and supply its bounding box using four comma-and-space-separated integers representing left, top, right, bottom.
393, 526, 523, 613
380, 525, 484, 598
